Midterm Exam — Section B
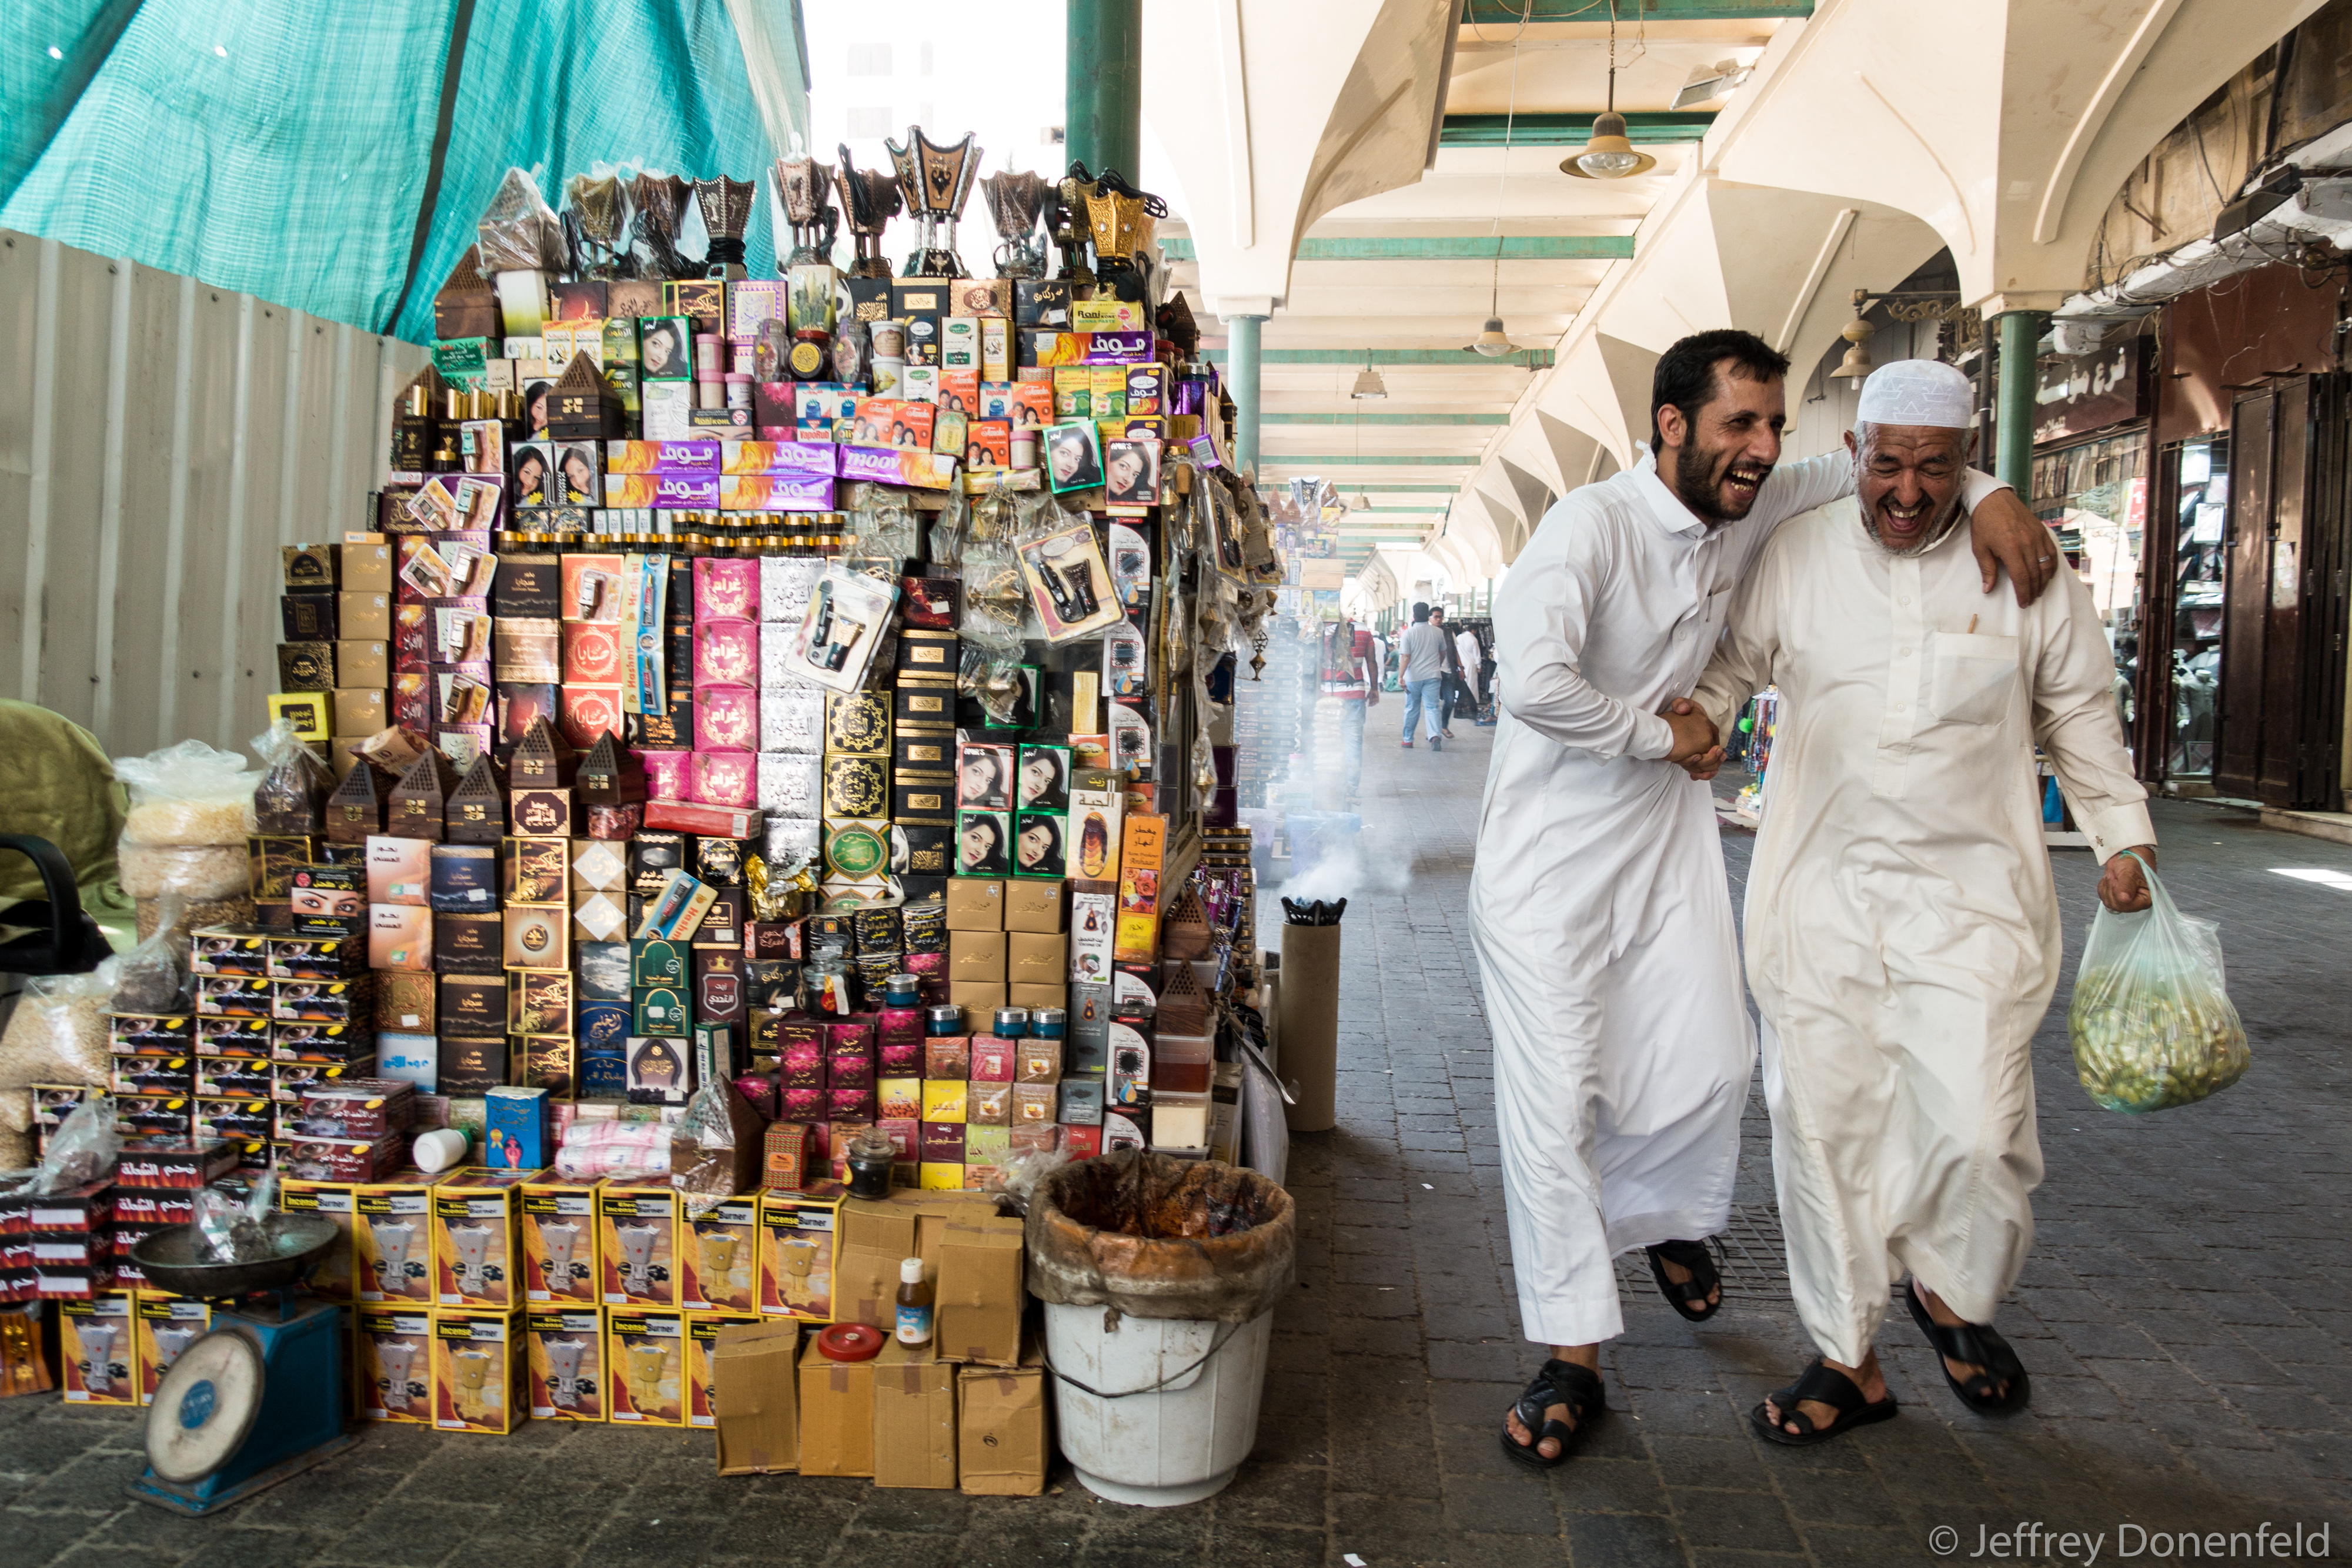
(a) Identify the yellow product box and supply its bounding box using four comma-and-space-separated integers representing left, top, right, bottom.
279, 1176, 357, 1300
920, 1162, 966, 1191
59, 1292, 138, 1405
525, 1307, 607, 1422
135, 1296, 211, 1406
356, 1305, 434, 1422
355, 1171, 438, 1304
599, 1182, 679, 1307
687, 1310, 763, 1429
683, 1197, 760, 1313
432, 1166, 537, 1308
756, 1185, 844, 1322
605, 1306, 689, 1426
433, 1307, 526, 1433
520, 1174, 602, 1304
919, 1079, 968, 1124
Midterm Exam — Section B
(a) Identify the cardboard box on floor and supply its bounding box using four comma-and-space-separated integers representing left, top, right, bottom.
957, 1342, 1047, 1496
833, 1189, 1021, 1355
936, 1219, 1024, 1366
798, 1334, 875, 1476
710, 1318, 800, 1473
872, 1339, 958, 1489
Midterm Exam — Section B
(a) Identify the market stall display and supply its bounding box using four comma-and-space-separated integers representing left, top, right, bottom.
1, 146, 1290, 1500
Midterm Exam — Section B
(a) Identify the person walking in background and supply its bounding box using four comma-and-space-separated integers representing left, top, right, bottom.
1319, 614, 1379, 801
1398, 602, 1450, 751
1456, 618, 1487, 716
1432, 606, 1464, 740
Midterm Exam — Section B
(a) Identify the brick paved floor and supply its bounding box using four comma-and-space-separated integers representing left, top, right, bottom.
3, 711, 2348, 1566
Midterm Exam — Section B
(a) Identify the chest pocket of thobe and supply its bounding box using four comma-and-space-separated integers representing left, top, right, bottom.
1676, 586, 1736, 691
1928, 631, 2020, 726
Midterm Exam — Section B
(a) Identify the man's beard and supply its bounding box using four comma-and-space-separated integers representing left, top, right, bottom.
1861, 492, 1965, 556
1672, 440, 1773, 527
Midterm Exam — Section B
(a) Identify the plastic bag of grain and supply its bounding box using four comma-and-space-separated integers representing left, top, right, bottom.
0, 964, 119, 1089
113, 740, 258, 848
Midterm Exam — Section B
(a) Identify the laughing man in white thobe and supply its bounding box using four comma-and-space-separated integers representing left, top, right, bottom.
1687, 359, 2156, 1446
1477, 330, 2060, 1469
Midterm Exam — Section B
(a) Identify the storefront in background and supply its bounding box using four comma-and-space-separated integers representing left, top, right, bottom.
2029, 335, 2152, 755
2132, 262, 2352, 810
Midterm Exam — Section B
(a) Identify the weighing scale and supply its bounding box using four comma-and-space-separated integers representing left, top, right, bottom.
124, 1215, 357, 1516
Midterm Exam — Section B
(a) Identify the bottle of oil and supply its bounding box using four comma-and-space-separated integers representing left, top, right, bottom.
894, 1256, 934, 1346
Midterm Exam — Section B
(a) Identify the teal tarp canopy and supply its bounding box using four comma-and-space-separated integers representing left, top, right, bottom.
2, 0, 809, 342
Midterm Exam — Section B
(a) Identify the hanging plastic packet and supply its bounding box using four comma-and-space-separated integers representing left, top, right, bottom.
841, 487, 921, 586
250, 717, 334, 834
927, 485, 973, 573
1013, 494, 1123, 643
781, 567, 900, 694
475, 167, 568, 273
109, 892, 191, 1014
2067, 853, 2250, 1112
35, 1094, 120, 1193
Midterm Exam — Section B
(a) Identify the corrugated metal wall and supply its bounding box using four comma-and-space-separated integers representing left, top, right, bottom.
0, 229, 429, 759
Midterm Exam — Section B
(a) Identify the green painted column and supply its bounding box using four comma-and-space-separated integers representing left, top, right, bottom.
1066, 0, 1142, 179
1228, 313, 1265, 474
1994, 309, 2046, 489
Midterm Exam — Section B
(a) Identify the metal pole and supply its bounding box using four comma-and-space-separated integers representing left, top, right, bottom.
1229, 312, 1265, 474
1993, 309, 2046, 489
1065, 0, 1142, 179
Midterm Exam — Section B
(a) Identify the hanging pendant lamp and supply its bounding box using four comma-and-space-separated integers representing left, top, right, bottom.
1350, 349, 1388, 400
1562, 7, 1656, 180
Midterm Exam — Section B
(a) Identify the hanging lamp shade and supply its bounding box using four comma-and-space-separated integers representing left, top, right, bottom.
1464, 317, 1519, 358
1562, 111, 1656, 180
1350, 365, 1388, 400
1828, 313, 1876, 378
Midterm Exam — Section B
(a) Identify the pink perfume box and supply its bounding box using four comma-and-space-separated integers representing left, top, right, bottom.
693, 619, 759, 687
693, 557, 760, 620
691, 750, 757, 808
693, 684, 758, 752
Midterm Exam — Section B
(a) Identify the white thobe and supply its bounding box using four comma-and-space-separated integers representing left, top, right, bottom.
1690, 498, 2153, 1366
1468, 450, 2010, 1348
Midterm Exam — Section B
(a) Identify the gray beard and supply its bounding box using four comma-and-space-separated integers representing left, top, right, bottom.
1864, 500, 1965, 556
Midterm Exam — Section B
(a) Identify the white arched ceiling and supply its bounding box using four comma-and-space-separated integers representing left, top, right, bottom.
1709, 0, 2330, 308
1141, 0, 1455, 316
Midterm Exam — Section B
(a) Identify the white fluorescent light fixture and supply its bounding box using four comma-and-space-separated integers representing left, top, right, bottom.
1672, 59, 1754, 111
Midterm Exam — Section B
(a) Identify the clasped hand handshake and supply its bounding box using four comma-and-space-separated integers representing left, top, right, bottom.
1659, 698, 1725, 781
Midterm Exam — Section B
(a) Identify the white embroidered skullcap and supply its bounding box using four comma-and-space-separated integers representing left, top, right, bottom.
1855, 359, 1974, 429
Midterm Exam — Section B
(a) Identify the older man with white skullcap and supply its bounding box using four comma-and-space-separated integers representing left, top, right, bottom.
1688, 359, 2156, 1447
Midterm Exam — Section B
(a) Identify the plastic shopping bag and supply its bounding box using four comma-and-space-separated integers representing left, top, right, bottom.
2066, 853, 2249, 1113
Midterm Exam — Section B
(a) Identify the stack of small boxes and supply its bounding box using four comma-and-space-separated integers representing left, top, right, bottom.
265, 537, 395, 771
821, 690, 893, 902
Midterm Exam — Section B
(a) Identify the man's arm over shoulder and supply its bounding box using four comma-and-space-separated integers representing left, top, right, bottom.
1493, 493, 1675, 760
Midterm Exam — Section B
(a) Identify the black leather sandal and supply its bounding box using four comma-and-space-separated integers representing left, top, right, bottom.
1645, 1238, 1723, 1322
1905, 1282, 2031, 1415
1499, 1359, 1606, 1470
1748, 1359, 1899, 1447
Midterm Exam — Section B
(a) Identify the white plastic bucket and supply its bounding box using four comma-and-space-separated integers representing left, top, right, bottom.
1044, 1302, 1274, 1506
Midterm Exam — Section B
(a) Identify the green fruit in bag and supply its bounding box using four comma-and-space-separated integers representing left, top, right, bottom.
2066, 855, 2249, 1113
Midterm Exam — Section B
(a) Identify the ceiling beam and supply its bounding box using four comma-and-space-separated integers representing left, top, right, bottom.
1161, 235, 1632, 262
1259, 454, 1482, 466
1439, 112, 1718, 147
1458, 0, 1808, 19
1262, 413, 1509, 426
1206, 348, 1556, 367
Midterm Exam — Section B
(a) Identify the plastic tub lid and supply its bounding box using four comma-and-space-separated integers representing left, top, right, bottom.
815, 1323, 886, 1362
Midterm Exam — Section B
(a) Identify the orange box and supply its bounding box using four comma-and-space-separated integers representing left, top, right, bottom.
682, 1196, 760, 1313
605, 1306, 689, 1426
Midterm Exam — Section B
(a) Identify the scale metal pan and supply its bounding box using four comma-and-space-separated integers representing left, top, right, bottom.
145, 1328, 266, 1484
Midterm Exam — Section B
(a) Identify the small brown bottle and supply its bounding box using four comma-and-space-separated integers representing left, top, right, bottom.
894, 1256, 934, 1345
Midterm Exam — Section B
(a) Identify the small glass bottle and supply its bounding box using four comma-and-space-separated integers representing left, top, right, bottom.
894, 1256, 934, 1345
